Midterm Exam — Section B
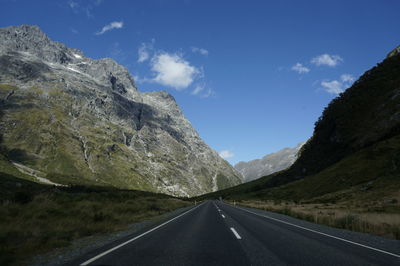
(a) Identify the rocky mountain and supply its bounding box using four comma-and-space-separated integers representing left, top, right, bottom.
234, 142, 304, 182
0, 25, 242, 197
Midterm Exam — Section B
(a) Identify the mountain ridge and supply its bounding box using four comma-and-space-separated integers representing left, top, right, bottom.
234, 142, 304, 182
197, 44, 400, 203
0, 24, 242, 196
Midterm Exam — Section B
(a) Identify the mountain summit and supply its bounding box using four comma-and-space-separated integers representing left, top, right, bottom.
0, 25, 242, 196
235, 142, 304, 182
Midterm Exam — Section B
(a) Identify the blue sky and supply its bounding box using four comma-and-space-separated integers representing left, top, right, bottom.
1, 0, 400, 165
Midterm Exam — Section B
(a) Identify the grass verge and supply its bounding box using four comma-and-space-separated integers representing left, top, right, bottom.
235, 200, 400, 240
0, 173, 191, 266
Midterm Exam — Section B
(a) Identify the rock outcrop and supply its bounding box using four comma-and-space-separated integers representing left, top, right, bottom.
235, 142, 304, 182
0, 25, 242, 196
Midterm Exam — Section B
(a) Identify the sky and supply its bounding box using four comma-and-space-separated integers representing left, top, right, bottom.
1, 0, 400, 165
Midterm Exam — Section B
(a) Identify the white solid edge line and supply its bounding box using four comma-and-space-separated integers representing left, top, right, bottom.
230, 227, 242, 239
233, 204, 400, 258
80, 202, 205, 265
222, 214, 226, 218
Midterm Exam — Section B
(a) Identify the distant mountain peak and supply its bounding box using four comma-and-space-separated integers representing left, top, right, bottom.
235, 142, 304, 182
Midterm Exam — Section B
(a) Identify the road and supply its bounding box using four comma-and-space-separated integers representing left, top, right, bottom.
69, 201, 400, 265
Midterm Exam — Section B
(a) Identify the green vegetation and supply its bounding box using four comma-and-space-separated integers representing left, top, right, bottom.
0, 86, 156, 191
0, 84, 17, 91
216, 173, 231, 190
224, 52, 400, 193
0, 171, 191, 266
199, 53, 400, 204
289, 52, 400, 179
196, 52, 400, 240
235, 200, 400, 240
216, 134, 400, 202
1, 43, 399, 265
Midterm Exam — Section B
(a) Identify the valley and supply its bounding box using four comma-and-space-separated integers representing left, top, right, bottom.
1, 4, 400, 264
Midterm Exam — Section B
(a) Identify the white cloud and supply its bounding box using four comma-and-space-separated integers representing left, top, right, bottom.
320, 73, 356, 95
192, 85, 204, 95
202, 88, 215, 98
191, 47, 209, 56
67, 0, 98, 18
96, 21, 123, 35
136, 44, 210, 95
291, 63, 310, 74
340, 74, 355, 83
132, 74, 150, 84
219, 150, 234, 159
150, 52, 199, 90
68, 0, 78, 9
311, 54, 343, 67
109, 42, 127, 61
192, 85, 215, 98
320, 80, 343, 94
137, 43, 152, 63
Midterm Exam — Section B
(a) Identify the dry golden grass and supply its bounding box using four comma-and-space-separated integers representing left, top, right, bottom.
235, 200, 400, 240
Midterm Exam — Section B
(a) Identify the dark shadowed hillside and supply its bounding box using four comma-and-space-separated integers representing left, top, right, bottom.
199, 46, 400, 203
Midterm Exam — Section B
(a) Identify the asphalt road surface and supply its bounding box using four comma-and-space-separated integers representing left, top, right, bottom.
69, 201, 400, 265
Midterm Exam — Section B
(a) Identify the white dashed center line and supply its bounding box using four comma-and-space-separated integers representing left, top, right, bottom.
230, 227, 242, 239
221, 214, 225, 218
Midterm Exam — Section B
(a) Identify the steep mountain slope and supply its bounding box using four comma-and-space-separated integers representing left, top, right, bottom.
0, 25, 242, 197
198, 45, 400, 202
235, 142, 303, 182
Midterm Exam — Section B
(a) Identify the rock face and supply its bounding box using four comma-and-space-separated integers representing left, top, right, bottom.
0, 25, 242, 196
234, 143, 304, 182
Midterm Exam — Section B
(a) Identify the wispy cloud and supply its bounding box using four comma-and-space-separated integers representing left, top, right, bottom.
340, 74, 355, 83
311, 54, 343, 67
67, 0, 102, 18
96, 21, 123, 35
70, 27, 78, 34
191, 84, 215, 98
132, 74, 150, 84
138, 46, 150, 63
320, 73, 355, 95
219, 150, 234, 159
202, 88, 215, 98
150, 52, 200, 90
108, 42, 130, 63
321, 80, 343, 94
68, 0, 78, 9
291, 63, 310, 74
137, 42, 154, 63
191, 47, 209, 56
191, 85, 204, 95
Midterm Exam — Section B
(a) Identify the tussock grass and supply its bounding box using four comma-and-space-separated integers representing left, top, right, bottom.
0, 174, 190, 266
237, 200, 400, 240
